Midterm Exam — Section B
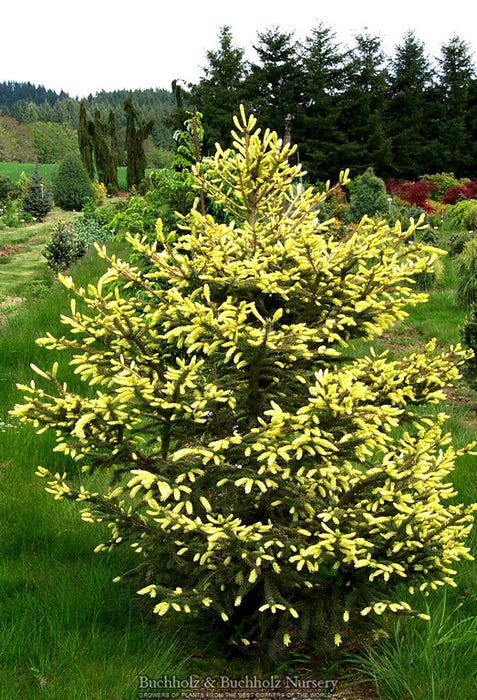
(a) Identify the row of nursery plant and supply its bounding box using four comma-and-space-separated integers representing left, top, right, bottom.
0, 157, 107, 230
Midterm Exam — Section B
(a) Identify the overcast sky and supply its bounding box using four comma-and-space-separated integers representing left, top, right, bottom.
2, 0, 476, 98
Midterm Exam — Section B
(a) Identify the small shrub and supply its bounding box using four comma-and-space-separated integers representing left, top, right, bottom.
88, 201, 124, 229
23, 169, 51, 221
347, 168, 389, 222
456, 238, 477, 306
448, 200, 477, 231
388, 200, 427, 230
443, 180, 477, 205
17, 170, 30, 196
420, 172, 462, 202
42, 221, 87, 273
73, 218, 112, 247
109, 189, 168, 239
448, 231, 472, 258
425, 212, 442, 231
53, 155, 95, 211
388, 180, 435, 212
92, 181, 107, 206
0, 197, 24, 228
0, 175, 20, 203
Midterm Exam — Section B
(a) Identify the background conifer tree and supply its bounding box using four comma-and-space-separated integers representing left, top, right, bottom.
93, 110, 111, 188
78, 99, 94, 180
191, 26, 247, 153
22, 168, 51, 221
108, 109, 119, 194
53, 154, 95, 211
124, 96, 153, 189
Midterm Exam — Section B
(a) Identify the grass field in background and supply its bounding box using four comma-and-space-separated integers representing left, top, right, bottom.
0, 162, 58, 185
0, 162, 129, 191
0, 221, 476, 697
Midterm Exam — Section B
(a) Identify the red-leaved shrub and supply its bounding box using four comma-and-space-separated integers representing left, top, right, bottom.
443, 180, 477, 205
386, 180, 436, 212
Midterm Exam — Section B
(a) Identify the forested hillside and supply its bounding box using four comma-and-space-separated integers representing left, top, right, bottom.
0, 82, 176, 164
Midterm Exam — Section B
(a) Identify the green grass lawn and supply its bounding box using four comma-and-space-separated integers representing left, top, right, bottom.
0, 162, 129, 191
0, 208, 80, 303
0, 162, 58, 186
0, 226, 476, 698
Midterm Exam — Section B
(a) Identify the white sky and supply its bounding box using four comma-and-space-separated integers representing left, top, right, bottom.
2, 0, 476, 98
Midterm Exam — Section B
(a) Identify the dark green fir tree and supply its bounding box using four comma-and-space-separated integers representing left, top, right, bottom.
108, 109, 119, 194
124, 97, 153, 189
22, 168, 51, 221
78, 99, 94, 180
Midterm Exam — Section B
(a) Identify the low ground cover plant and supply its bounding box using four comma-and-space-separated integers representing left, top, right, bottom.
13, 108, 476, 657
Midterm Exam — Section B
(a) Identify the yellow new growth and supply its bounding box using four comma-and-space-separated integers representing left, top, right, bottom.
11, 105, 476, 650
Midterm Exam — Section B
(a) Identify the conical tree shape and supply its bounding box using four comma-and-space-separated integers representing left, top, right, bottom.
13, 108, 476, 653
93, 110, 111, 188
22, 168, 51, 221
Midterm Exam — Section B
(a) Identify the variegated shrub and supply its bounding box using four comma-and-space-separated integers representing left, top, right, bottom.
13, 107, 476, 650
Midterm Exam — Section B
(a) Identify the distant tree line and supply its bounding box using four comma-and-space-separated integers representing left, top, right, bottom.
0, 81, 69, 109
2, 23, 477, 182
187, 25, 477, 182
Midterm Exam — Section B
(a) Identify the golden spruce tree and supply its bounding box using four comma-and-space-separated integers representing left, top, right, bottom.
13, 107, 476, 650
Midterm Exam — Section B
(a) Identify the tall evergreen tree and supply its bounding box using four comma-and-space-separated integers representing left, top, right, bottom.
93, 110, 111, 187
124, 97, 154, 189
298, 23, 348, 180
108, 109, 119, 194
387, 32, 434, 178
437, 35, 475, 175
245, 27, 303, 140
191, 26, 247, 153
339, 31, 391, 175
466, 78, 477, 174
78, 99, 94, 180
167, 79, 190, 133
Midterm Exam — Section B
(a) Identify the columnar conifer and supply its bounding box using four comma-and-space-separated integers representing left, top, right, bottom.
13, 108, 476, 651
124, 97, 153, 189
93, 110, 111, 188
78, 99, 94, 180
108, 109, 119, 194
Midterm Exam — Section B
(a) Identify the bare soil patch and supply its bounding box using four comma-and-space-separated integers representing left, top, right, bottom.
0, 295, 24, 325
0, 244, 25, 258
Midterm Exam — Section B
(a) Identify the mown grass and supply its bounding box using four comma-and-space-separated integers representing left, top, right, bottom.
0, 162, 58, 186
0, 246, 193, 698
0, 208, 80, 302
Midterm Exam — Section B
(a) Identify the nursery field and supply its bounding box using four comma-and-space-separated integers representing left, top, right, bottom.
0, 208, 80, 305
0, 209, 477, 699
